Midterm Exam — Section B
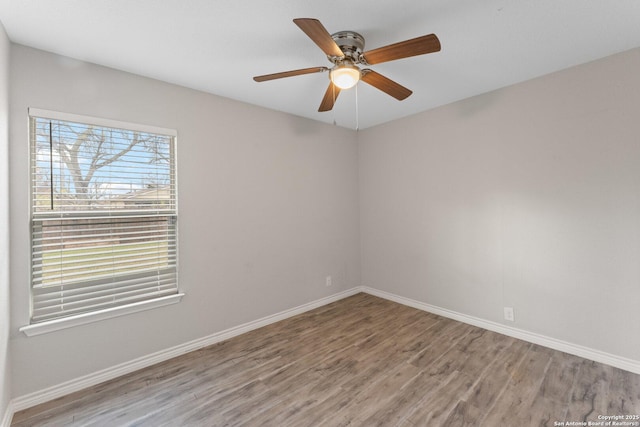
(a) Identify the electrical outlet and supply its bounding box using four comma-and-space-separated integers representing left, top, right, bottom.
503, 307, 515, 322
325, 276, 332, 287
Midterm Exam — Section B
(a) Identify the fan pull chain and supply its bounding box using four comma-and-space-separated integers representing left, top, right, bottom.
355, 83, 359, 131
332, 83, 337, 126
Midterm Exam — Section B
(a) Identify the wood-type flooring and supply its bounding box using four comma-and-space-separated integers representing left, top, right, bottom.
12, 293, 640, 426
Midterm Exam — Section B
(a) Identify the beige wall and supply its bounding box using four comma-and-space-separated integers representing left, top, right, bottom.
8, 45, 361, 396
0, 19, 11, 424
359, 47, 640, 361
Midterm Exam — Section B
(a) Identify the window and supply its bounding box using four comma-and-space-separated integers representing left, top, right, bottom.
28, 109, 178, 326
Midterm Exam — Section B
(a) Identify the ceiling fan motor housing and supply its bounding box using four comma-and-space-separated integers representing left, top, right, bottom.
330, 31, 365, 64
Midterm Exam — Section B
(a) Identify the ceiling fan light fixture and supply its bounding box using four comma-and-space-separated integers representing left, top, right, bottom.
330, 63, 361, 89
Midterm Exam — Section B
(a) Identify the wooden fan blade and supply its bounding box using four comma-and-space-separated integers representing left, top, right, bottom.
253, 67, 328, 82
361, 34, 441, 65
293, 18, 344, 58
361, 70, 412, 100
318, 82, 341, 112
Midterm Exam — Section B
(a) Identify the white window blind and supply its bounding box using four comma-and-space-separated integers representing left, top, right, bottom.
29, 110, 178, 324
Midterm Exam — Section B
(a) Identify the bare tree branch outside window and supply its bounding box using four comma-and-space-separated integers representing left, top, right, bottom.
33, 119, 173, 211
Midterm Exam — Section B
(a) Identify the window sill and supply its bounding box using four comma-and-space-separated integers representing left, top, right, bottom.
20, 293, 185, 337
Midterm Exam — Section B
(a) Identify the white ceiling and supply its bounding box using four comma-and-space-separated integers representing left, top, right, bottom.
1, 0, 639, 129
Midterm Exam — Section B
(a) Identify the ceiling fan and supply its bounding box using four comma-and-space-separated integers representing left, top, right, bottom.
253, 18, 441, 112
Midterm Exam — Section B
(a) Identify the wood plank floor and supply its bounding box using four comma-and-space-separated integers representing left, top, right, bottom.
12, 293, 640, 426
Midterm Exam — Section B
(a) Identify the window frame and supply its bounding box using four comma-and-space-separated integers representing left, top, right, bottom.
21, 108, 183, 336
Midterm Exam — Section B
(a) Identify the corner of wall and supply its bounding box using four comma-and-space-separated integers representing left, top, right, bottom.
0, 18, 13, 427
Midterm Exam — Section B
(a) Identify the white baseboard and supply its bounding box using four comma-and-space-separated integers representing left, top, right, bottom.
361, 286, 640, 375
1, 401, 14, 427
9, 288, 362, 415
